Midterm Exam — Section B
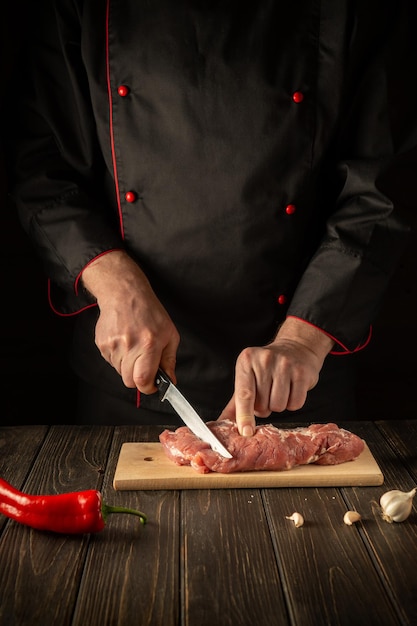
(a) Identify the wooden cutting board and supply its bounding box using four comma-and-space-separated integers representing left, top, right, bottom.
113, 441, 384, 490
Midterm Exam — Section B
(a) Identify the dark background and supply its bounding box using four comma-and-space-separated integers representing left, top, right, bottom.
1, 2, 416, 425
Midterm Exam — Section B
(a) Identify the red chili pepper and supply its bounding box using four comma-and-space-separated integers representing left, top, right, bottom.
0, 478, 147, 534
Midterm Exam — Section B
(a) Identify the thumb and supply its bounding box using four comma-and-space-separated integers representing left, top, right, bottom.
160, 353, 178, 386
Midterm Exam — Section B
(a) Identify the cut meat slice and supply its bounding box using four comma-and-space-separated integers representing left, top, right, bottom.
159, 420, 365, 474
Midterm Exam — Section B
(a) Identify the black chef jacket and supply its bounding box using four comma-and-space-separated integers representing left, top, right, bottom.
9, 0, 410, 418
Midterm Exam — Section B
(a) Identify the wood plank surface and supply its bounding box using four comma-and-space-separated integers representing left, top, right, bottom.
0, 425, 114, 626
262, 486, 402, 626
341, 420, 417, 626
0, 422, 415, 626
0, 425, 48, 532
375, 419, 417, 480
180, 489, 288, 626
334, 421, 417, 626
113, 441, 383, 490
0, 425, 48, 484
72, 425, 181, 626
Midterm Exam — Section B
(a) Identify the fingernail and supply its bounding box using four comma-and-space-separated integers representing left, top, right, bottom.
242, 425, 254, 437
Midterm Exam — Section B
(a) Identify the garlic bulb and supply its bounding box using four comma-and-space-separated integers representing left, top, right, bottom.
286, 512, 304, 527
379, 487, 416, 523
343, 510, 361, 525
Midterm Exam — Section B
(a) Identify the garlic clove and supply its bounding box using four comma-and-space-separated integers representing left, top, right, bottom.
344, 510, 361, 525
286, 512, 304, 527
379, 487, 416, 523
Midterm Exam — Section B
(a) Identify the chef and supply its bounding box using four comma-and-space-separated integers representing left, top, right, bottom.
8, 0, 410, 432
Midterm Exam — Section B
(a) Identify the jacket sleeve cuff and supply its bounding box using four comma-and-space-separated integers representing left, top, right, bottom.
74, 248, 124, 297
286, 315, 372, 355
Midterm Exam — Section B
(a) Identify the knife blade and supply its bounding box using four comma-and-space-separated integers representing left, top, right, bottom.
155, 368, 233, 458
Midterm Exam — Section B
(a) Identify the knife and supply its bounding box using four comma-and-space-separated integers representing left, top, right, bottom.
155, 368, 233, 458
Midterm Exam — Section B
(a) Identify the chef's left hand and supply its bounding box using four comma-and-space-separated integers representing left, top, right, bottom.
218, 317, 334, 436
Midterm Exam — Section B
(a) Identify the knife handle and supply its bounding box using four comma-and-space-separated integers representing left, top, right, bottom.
155, 368, 171, 399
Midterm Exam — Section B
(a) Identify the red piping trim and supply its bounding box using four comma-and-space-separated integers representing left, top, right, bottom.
74, 248, 124, 295
286, 315, 372, 355
47, 279, 97, 317
105, 0, 125, 239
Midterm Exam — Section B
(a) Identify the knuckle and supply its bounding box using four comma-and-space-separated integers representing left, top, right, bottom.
119, 360, 135, 388
236, 347, 255, 370
121, 374, 136, 389
269, 400, 287, 413
132, 370, 150, 390
236, 386, 253, 403
286, 400, 304, 411
141, 334, 158, 352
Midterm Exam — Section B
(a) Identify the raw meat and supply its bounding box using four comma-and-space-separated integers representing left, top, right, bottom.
159, 420, 365, 474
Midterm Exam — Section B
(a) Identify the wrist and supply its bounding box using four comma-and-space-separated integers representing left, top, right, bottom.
275, 317, 334, 361
81, 250, 147, 301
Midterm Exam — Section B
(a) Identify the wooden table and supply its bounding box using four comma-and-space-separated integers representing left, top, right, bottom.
0, 420, 416, 626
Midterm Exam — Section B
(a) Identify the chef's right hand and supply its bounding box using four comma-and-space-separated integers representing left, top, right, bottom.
81, 250, 180, 393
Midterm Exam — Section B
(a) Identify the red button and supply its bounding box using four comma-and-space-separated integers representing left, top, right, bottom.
117, 85, 130, 97
292, 91, 304, 103
277, 294, 287, 305
125, 191, 137, 203
285, 204, 296, 215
